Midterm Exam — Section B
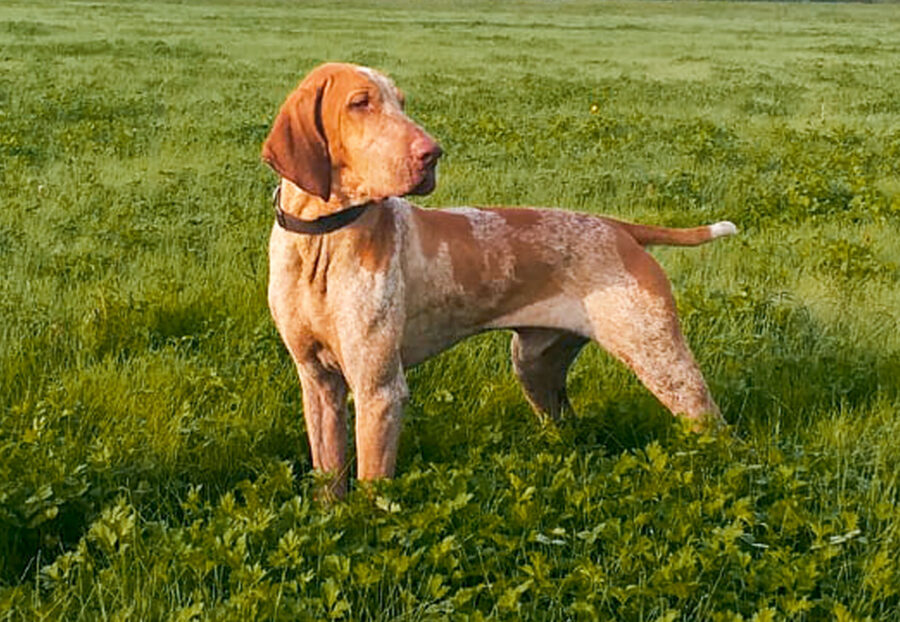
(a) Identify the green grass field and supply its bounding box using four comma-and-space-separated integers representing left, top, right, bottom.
2, 0, 899, 619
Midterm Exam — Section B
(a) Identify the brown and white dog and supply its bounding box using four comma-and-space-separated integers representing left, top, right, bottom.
262, 63, 736, 496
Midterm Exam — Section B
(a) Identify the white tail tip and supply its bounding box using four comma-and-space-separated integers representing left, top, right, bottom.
709, 221, 738, 239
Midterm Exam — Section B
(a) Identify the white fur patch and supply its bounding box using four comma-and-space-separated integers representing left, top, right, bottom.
487, 295, 593, 337
709, 221, 738, 239
356, 66, 401, 108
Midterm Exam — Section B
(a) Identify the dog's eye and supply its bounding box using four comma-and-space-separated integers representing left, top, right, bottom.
349, 93, 370, 110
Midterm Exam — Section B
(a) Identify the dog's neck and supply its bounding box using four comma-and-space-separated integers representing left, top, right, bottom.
275, 180, 390, 236
278, 180, 359, 221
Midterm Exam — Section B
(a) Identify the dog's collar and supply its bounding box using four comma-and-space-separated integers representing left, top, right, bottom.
272, 186, 371, 235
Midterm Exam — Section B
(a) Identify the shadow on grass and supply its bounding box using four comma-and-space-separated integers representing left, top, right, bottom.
0, 418, 311, 585
710, 307, 899, 439
4, 306, 895, 584
402, 307, 899, 468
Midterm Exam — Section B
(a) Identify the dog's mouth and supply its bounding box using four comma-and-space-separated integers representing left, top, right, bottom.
407, 162, 438, 196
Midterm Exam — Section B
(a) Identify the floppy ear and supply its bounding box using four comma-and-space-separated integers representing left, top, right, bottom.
261, 81, 332, 201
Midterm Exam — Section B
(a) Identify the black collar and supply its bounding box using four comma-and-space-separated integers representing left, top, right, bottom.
272, 186, 371, 235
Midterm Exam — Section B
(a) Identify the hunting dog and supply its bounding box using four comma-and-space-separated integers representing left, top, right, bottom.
262, 63, 735, 496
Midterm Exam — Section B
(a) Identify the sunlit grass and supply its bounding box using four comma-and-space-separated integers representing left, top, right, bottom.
1, 0, 899, 619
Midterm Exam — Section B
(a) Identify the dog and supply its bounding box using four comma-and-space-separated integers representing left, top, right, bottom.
262, 63, 735, 496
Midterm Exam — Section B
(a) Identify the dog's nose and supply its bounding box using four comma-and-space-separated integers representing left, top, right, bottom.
423, 142, 443, 166
413, 135, 443, 166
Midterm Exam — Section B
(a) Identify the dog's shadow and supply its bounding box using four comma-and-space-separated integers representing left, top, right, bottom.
400, 332, 684, 467
400, 306, 898, 468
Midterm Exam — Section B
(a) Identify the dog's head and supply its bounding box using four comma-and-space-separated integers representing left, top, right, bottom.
262, 63, 442, 205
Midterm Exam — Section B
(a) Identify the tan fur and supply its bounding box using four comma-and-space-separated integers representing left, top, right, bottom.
263, 63, 734, 496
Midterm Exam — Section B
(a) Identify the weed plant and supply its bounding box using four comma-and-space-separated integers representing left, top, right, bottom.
1, 1, 899, 619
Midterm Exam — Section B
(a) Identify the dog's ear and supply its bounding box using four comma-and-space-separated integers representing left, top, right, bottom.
261, 80, 331, 201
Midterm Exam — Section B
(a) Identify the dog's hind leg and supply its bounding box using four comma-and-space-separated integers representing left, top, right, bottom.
511, 328, 588, 422
583, 239, 724, 431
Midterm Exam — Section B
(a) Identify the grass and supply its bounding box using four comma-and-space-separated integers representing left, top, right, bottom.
1, 0, 899, 619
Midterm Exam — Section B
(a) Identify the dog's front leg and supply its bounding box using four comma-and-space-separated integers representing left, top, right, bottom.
297, 361, 350, 498
348, 358, 408, 481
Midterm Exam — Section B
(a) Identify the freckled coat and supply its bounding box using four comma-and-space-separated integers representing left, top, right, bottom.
263, 63, 735, 497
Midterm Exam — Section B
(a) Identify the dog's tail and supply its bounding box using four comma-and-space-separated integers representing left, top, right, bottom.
610, 218, 738, 247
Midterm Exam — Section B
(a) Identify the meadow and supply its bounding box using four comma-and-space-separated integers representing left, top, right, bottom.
1, 0, 899, 619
